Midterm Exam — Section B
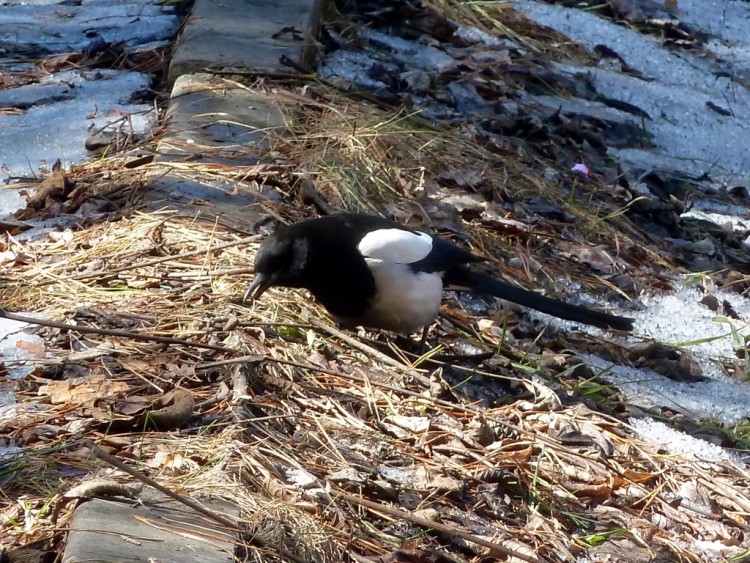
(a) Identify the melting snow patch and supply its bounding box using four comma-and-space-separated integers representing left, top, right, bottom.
0, 444, 23, 466
454, 24, 504, 47
319, 50, 391, 89
681, 208, 750, 235
361, 28, 455, 71
0, 0, 178, 217
585, 352, 750, 422
0, 69, 154, 177
0, 0, 178, 56
512, 0, 750, 187
0, 69, 156, 215
579, 280, 750, 422
540, 279, 750, 422
0, 316, 48, 422
629, 417, 742, 464
320, 27, 455, 92
634, 283, 750, 362
1, 331, 46, 379
675, 0, 750, 75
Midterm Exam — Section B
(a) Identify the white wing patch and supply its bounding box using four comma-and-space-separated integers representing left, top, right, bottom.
358, 228, 433, 264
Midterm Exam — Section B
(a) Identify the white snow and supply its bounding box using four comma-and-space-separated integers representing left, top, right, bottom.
578, 282, 750, 422
629, 417, 743, 464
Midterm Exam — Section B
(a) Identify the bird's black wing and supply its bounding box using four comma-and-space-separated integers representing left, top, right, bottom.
410, 235, 484, 273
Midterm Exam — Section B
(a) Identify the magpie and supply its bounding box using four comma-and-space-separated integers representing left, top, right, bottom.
243, 213, 634, 334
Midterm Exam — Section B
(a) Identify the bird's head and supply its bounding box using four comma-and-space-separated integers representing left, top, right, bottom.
243, 231, 309, 302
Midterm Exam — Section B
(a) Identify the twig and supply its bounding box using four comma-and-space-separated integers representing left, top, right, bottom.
0, 309, 232, 352
335, 491, 546, 563
197, 355, 265, 370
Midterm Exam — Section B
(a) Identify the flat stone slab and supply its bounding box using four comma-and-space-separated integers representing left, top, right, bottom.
168, 0, 321, 83
156, 73, 285, 162
148, 73, 285, 224
62, 492, 237, 562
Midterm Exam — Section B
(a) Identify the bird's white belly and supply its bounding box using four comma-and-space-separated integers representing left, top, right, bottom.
337, 259, 443, 333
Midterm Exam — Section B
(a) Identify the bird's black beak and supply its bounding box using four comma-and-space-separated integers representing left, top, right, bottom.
243, 274, 273, 303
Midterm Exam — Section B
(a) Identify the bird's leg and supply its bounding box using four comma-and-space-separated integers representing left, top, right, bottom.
418, 325, 430, 354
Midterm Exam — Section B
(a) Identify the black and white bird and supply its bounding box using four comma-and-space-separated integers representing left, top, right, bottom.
244, 213, 634, 334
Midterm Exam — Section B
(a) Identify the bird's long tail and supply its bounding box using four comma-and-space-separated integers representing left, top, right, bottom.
445, 269, 634, 331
